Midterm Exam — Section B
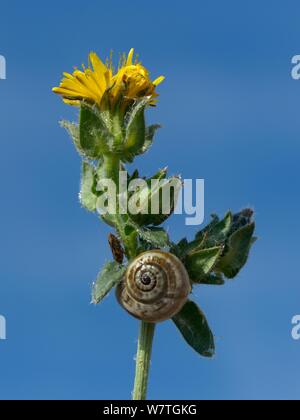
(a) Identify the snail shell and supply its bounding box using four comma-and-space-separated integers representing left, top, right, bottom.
116, 250, 191, 323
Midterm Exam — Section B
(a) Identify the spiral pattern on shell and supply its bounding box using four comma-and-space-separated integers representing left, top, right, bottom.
116, 250, 191, 323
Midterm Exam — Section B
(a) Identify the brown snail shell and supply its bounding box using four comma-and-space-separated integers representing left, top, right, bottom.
116, 250, 191, 323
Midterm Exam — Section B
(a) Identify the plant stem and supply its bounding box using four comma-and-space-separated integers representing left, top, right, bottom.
102, 153, 120, 186
132, 321, 156, 401
103, 154, 156, 401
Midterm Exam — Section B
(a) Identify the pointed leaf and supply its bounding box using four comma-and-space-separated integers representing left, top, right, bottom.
60, 120, 85, 156
195, 214, 220, 241
216, 222, 255, 279
230, 209, 254, 236
193, 273, 225, 286
185, 247, 222, 281
124, 98, 150, 158
170, 238, 189, 260
138, 226, 170, 248
147, 176, 181, 226
205, 212, 233, 246
79, 104, 112, 158
125, 97, 151, 130
195, 212, 232, 249
130, 173, 181, 227
137, 124, 161, 155
92, 262, 126, 304
79, 162, 98, 212
173, 301, 215, 358
175, 215, 222, 258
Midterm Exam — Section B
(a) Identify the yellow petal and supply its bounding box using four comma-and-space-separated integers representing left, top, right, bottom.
89, 52, 108, 74
63, 72, 75, 80
152, 75, 165, 86
88, 53, 109, 92
52, 87, 90, 99
58, 78, 89, 94
63, 98, 80, 105
126, 48, 135, 66
73, 71, 99, 96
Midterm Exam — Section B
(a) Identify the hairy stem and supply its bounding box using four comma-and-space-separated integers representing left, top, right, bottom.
102, 153, 120, 186
103, 154, 156, 401
132, 321, 156, 401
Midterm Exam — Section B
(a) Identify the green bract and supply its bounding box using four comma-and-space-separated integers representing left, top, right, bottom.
62, 100, 159, 163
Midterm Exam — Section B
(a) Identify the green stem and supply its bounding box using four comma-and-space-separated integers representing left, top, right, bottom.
132, 321, 156, 401
102, 153, 120, 186
103, 154, 156, 401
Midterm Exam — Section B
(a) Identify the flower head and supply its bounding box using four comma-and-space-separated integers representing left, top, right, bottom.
110, 50, 165, 106
52, 49, 164, 110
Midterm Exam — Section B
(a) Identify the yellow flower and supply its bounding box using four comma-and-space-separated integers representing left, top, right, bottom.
52, 52, 112, 106
52, 49, 164, 109
110, 50, 165, 105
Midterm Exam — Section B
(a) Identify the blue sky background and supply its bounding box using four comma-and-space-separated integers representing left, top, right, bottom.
0, 0, 300, 400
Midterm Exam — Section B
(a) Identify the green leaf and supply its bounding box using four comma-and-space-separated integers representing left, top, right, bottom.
129, 171, 181, 227
148, 176, 181, 226
185, 246, 222, 281
170, 238, 189, 260
171, 214, 228, 260
195, 214, 220, 241
229, 209, 254, 236
195, 212, 232, 249
79, 162, 98, 212
171, 210, 256, 282
79, 104, 112, 158
92, 262, 126, 304
173, 301, 215, 358
193, 273, 225, 286
138, 226, 170, 248
123, 99, 149, 159
216, 222, 255, 279
125, 97, 150, 129
137, 124, 161, 155
60, 120, 84, 156
206, 212, 232, 246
